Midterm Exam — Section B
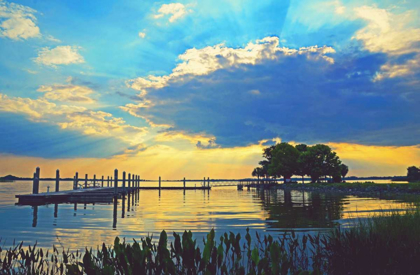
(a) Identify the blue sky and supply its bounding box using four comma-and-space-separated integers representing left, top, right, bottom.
0, 0, 419, 177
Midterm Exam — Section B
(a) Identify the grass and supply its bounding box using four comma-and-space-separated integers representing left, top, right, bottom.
2, 210, 420, 274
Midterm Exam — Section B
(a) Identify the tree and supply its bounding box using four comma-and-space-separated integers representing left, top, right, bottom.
295, 144, 309, 183
252, 167, 265, 182
268, 143, 300, 183
407, 166, 420, 182
299, 144, 342, 183
340, 164, 349, 181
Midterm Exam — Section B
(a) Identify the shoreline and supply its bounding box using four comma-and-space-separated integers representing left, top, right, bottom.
274, 182, 420, 198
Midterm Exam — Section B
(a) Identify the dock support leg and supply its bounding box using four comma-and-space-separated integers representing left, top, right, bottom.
183, 177, 186, 189
32, 167, 40, 194
122, 171, 126, 194
85, 174, 88, 189
74, 172, 78, 190
101, 176, 104, 188
159, 176, 161, 190
114, 169, 118, 195
128, 173, 131, 190
55, 169, 60, 192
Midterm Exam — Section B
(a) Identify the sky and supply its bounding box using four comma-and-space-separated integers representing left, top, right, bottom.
0, 0, 419, 179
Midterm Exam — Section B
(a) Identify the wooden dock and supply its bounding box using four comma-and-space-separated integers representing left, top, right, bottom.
15, 167, 281, 205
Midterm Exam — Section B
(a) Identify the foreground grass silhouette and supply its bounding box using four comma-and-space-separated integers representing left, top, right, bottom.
2, 210, 420, 274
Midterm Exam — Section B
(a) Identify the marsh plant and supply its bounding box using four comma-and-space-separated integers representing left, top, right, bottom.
2, 210, 420, 274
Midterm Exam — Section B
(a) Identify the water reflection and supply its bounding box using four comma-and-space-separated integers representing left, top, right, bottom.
255, 189, 345, 229
1, 181, 415, 250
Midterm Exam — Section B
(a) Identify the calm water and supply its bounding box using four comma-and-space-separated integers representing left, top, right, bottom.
0, 180, 414, 250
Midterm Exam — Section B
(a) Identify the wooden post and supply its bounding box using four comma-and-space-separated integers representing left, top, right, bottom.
55, 169, 60, 192
74, 172, 78, 190
114, 169, 118, 195
32, 167, 40, 194
159, 176, 161, 190
107, 176, 110, 187
85, 174, 88, 189
208, 177, 210, 188
101, 176, 104, 187
203, 177, 205, 187
183, 177, 186, 189
128, 173, 131, 189
93, 175, 96, 188
122, 171, 126, 193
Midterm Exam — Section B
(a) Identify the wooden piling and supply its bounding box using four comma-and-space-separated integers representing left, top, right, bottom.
114, 169, 118, 195
85, 174, 88, 189
183, 177, 186, 189
101, 176, 104, 187
32, 167, 40, 194
107, 176, 110, 187
159, 176, 161, 189
122, 171, 126, 193
128, 173, 131, 189
74, 172, 79, 190
55, 169, 60, 192
93, 175, 96, 188
207, 177, 210, 188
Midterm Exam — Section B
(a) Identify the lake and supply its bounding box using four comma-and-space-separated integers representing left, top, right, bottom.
0, 180, 414, 250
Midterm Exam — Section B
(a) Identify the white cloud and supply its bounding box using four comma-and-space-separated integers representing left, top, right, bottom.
374, 55, 420, 81
248, 89, 261, 95
352, 5, 420, 80
37, 84, 96, 103
0, 0, 40, 40
34, 46, 85, 67
0, 94, 147, 144
127, 36, 335, 95
138, 31, 146, 38
154, 3, 191, 23
353, 6, 420, 55
45, 34, 61, 43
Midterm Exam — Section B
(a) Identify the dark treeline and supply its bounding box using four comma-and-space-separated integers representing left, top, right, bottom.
252, 143, 348, 183
408, 166, 420, 182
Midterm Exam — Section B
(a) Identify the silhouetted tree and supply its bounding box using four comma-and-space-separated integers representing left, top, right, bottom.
252, 167, 265, 182
299, 144, 342, 183
268, 143, 300, 183
407, 166, 420, 182
340, 164, 349, 181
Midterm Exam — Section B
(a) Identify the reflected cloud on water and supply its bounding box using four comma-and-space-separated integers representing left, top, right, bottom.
0, 181, 415, 250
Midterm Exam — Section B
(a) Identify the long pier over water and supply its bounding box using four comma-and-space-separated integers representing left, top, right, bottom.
15, 167, 279, 205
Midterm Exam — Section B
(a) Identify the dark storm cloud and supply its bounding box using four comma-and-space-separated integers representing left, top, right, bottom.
137, 52, 420, 147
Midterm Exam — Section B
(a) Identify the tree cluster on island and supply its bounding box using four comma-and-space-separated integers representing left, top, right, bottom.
252, 143, 349, 183
407, 166, 420, 182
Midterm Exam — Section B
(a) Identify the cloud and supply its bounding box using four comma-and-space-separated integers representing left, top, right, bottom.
37, 83, 96, 103
154, 3, 191, 23
123, 38, 420, 148
0, 94, 147, 144
127, 36, 335, 96
248, 89, 261, 95
33, 46, 85, 67
351, 5, 420, 80
45, 34, 61, 43
353, 6, 420, 55
0, 0, 40, 40
138, 31, 146, 38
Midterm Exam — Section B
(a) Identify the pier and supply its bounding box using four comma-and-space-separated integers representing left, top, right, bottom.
15, 167, 280, 205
